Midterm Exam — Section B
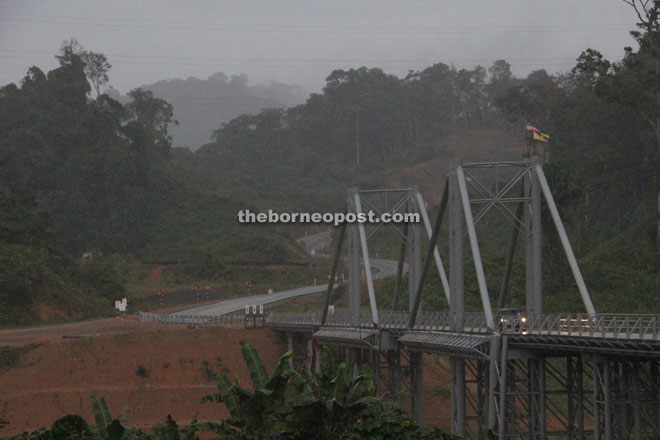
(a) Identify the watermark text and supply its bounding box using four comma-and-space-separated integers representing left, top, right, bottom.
237, 209, 419, 226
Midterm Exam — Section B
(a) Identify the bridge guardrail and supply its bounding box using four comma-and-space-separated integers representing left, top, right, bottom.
139, 312, 245, 325
268, 311, 660, 342
500, 314, 660, 341
267, 311, 321, 327
268, 311, 490, 332
143, 310, 660, 342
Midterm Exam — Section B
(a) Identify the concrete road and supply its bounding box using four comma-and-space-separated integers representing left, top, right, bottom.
173, 257, 402, 317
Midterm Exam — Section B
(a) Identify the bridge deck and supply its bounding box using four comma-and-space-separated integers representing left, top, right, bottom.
269, 311, 660, 356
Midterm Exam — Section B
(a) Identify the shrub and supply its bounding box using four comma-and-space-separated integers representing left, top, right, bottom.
49, 415, 95, 440
135, 364, 148, 378
196, 342, 456, 440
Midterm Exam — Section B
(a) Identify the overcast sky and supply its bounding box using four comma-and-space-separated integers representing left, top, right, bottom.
0, 0, 639, 94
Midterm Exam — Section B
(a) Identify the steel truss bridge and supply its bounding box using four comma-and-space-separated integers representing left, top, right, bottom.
268, 158, 660, 440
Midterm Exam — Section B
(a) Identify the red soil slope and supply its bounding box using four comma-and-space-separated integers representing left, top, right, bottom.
0, 326, 284, 435
0, 324, 452, 436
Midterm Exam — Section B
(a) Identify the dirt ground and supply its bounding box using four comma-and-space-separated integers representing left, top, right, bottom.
0, 316, 154, 347
0, 320, 452, 436
0, 324, 283, 436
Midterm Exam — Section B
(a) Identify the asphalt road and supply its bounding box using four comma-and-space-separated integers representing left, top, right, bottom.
173, 256, 403, 317
297, 230, 332, 254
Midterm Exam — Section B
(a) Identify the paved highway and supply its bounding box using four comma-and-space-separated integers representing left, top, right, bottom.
173, 255, 402, 317
297, 230, 332, 254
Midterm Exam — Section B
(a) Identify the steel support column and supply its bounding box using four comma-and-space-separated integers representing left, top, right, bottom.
407, 186, 424, 426
287, 333, 293, 369
353, 192, 379, 324
525, 171, 533, 315
408, 188, 422, 314
410, 351, 424, 425
449, 164, 466, 438
604, 362, 612, 440
530, 156, 542, 315
416, 188, 451, 303
387, 350, 402, 402
498, 336, 510, 439
488, 336, 502, 431
633, 362, 641, 440
465, 359, 488, 439
392, 225, 407, 311
347, 188, 361, 326
595, 361, 602, 440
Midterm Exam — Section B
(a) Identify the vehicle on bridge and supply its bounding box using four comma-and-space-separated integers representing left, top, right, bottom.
496, 308, 527, 333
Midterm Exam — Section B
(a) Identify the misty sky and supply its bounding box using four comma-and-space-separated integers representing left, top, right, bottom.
0, 0, 640, 94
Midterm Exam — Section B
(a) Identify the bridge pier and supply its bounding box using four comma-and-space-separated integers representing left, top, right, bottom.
565, 355, 585, 440
589, 357, 660, 440
410, 351, 425, 425
386, 350, 402, 402
287, 333, 293, 369
466, 358, 489, 440
451, 358, 466, 436
495, 351, 547, 440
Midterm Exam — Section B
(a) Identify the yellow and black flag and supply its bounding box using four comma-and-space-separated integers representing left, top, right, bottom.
533, 131, 550, 143
526, 122, 550, 143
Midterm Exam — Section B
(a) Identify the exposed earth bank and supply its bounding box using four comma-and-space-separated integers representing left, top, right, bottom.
0, 323, 451, 436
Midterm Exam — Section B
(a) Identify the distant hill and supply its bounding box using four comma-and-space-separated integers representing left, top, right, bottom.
107, 73, 307, 150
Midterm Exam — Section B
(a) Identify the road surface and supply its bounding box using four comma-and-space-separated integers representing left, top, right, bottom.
173, 257, 401, 316
0, 233, 403, 343
297, 230, 332, 254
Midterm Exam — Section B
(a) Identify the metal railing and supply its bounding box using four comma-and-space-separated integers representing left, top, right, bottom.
142, 310, 660, 342
268, 311, 490, 332
268, 311, 660, 342
267, 311, 321, 327
139, 312, 245, 325
500, 314, 660, 341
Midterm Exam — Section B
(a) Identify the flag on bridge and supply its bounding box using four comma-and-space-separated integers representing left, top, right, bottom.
526, 122, 550, 143
533, 131, 550, 142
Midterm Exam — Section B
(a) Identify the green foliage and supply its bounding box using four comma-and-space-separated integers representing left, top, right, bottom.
151, 416, 180, 440
77, 257, 126, 300
49, 415, 95, 440
349, 414, 456, 440
135, 365, 148, 378
5, 396, 147, 440
0, 42, 294, 325
0, 185, 112, 325
542, 161, 582, 210
89, 395, 130, 440
201, 358, 226, 382
0, 345, 39, 371
197, 343, 453, 440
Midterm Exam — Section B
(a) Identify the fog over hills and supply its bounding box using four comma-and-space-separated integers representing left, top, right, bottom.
108, 72, 307, 150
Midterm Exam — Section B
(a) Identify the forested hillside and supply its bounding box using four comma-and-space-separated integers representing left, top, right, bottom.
0, 41, 291, 325
1, 4, 660, 326
107, 73, 307, 151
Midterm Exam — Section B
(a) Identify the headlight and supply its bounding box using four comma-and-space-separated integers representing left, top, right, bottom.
500, 318, 505, 323
521, 316, 527, 323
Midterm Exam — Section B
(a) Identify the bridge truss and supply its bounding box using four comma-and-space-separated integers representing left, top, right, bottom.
269, 158, 659, 440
